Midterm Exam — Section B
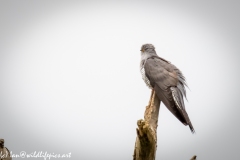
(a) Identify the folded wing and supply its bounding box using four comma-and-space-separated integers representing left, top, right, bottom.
144, 57, 195, 133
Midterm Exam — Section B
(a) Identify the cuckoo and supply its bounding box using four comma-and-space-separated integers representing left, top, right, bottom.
140, 44, 195, 133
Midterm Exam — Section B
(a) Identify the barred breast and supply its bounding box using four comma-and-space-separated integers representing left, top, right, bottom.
140, 66, 152, 89
140, 52, 153, 89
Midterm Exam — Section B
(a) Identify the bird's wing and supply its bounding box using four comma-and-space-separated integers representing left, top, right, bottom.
144, 57, 178, 91
144, 57, 195, 132
144, 57, 179, 114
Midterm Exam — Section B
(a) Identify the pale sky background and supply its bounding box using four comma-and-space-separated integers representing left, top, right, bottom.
0, 0, 240, 160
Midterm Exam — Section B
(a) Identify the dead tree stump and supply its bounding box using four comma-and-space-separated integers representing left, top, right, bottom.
133, 90, 160, 160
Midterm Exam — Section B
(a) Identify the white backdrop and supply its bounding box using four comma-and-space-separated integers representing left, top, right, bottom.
1, 0, 240, 159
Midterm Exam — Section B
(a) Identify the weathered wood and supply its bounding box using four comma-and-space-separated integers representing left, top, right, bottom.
0, 139, 12, 160
133, 90, 160, 160
190, 155, 197, 160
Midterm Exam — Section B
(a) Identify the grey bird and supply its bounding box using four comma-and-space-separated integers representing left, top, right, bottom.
140, 44, 195, 133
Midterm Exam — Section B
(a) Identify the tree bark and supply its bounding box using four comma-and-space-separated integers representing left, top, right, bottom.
133, 90, 160, 160
190, 155, 197, 160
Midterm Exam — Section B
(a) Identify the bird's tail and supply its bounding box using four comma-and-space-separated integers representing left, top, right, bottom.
170, 87, 195, 134
182, 109, 195, 134
188, 121, 195, 134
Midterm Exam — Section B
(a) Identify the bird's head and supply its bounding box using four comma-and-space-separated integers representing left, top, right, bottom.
140, 44, 155, 53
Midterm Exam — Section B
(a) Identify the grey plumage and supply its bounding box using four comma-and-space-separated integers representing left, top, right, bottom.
140, 44, 195, 133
